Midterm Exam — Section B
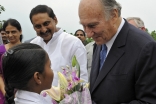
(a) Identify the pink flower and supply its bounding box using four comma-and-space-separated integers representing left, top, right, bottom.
72, 71, 80, 82
67, 82, 73, 90
52, 99, 58, 104
41, 92, 47, 97
62, 69, 67, 76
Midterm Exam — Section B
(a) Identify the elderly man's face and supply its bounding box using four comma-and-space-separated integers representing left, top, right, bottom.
79, 0, 118, 45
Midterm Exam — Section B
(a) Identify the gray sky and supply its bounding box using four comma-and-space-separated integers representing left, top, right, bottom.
1, 0, 156, 41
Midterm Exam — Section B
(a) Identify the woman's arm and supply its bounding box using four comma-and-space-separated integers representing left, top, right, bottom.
0, 74, 5, 95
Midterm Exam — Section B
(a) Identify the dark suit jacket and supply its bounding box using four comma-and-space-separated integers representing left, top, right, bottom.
90, 20, 156, 104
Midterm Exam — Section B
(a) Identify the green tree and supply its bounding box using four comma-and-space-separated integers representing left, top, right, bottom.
70, 33, 73, 35
151, 30, 156, 41
86, 37, 93, 43
146, 28, 150, 34
146, 28, 156, 41
0, 5, 5, 14
0, 5, 5, 28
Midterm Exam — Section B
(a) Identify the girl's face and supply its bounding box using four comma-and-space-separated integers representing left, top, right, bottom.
29, 54, 53, 94
5, 24, 21, 43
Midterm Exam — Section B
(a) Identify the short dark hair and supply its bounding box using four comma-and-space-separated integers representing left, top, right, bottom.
2, 43, 48, 104
3, 19, 23, 42
30, 5, 56, 23
74, 29, 86, 36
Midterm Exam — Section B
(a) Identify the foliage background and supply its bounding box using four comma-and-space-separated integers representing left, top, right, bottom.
0, 5, 5, 29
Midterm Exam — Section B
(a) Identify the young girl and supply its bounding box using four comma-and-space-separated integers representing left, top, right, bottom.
2, 43, 54, 104
3, 19, 23, 50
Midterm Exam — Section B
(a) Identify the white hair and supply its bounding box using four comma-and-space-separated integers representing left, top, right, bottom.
100, 0, 122, 20
126, 17, 145, 28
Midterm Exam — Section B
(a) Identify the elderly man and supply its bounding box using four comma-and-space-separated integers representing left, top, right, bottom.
127, 17, 146, 31
29, 5, 88, 86
79, 0, 156, 103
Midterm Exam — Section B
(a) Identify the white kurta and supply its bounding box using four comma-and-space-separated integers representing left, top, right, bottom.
31, 28, 88, 86
15, 90, 51, 104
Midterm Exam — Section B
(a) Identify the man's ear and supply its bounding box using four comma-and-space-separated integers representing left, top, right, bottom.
33, 72, 42, 85
141, 27, 146, 31
111, 9, 118, 23
53, 16, 58, 25
20, 30, 22, 34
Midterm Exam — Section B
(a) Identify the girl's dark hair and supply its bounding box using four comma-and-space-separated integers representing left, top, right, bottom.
30, 5, 56, 23
2, 43, 47, 104
3, 19, 23, 42
74, 29, 86, 36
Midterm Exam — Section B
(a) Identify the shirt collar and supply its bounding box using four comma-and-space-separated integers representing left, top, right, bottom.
52, 27, 63, 40
106, 18, 125, 56
41, 27, 64, 44
15, 90, 45, 102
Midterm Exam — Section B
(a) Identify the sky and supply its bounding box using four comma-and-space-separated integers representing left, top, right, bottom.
0, 0, 156, 41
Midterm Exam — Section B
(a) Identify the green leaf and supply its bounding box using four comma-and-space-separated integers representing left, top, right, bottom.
72, 55, 80, 78
151, 30, 156, 41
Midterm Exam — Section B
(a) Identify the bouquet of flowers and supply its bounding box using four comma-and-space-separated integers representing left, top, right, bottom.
41, 56, 92, 104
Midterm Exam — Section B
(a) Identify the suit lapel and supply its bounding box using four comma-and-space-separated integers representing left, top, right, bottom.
90, 45, 101, 92
91, 46, 125, 93
90, 20, 130, 93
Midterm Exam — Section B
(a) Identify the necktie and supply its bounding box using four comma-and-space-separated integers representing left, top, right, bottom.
100, 44, 107, 70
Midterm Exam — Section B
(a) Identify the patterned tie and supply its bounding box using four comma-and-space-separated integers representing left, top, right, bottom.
100, 44, 107, 70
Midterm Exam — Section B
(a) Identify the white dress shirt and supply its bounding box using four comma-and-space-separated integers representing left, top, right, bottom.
15, 90, 51, 104
31, 28, 88, 86
106, 18, 125, 56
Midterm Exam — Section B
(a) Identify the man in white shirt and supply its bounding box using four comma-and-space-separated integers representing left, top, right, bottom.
29, 5, 88, 86
85, 41, 95, 80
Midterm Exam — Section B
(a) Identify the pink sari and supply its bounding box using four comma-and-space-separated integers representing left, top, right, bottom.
0, 45, 6, 104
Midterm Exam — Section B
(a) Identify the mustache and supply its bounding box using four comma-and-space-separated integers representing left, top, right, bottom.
40, 29, 51, 36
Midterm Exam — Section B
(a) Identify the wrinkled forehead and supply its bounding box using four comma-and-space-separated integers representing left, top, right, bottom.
79, 0, 105, 25
79, 0, 104, 17
79, 0, 101, 11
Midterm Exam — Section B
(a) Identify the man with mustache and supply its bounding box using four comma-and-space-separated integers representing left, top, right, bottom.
74, 29, 87, 46
79, 0, 156, 103
30, 5, 88, 86
0, 28, 8, 44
